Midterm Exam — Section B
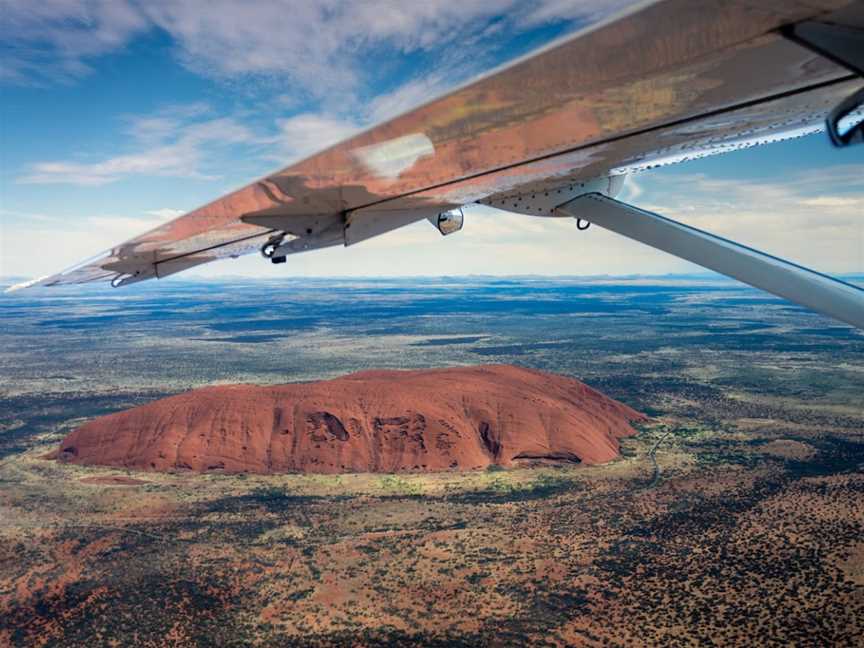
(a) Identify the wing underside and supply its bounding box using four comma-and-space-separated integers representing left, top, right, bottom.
11, 0, 863, 291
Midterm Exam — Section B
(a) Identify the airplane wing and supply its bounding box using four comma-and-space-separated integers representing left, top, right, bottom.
8, 0, 864, 311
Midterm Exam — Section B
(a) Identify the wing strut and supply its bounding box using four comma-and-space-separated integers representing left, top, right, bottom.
555, 194, 864, 330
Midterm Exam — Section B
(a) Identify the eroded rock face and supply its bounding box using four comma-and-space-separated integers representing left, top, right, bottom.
55, 365, 646, 474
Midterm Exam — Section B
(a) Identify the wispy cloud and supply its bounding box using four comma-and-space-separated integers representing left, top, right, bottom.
123, 101, 212, 143
520, 0, 634, 26
635, 169, 864, 273
366, 72, 452, 124
0, 0, 148, 85
2, 1, 633, 96
1, 205, 185, 278
144, 207, 185, 220
86, 207, 179, 233
18, 104, 262, 185
142, 0, 513, 91
269, 72, 461, 164
618, 174, 643, 202
273, 113, 362, 163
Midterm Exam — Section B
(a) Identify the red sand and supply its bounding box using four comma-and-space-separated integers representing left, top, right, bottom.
55, 365, 646, 474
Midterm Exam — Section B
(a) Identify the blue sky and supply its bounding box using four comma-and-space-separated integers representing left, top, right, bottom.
1, 0, 862, 281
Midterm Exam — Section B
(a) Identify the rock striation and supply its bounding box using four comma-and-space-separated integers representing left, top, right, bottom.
54, 365, 646, 474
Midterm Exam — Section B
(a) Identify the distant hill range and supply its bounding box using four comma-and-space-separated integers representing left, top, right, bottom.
51, 365, 646, 474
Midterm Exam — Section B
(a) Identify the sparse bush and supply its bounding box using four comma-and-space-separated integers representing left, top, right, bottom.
378, 474, 423, 495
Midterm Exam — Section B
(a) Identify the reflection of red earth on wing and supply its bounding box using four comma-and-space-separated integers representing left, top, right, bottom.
55, 364, 647, 474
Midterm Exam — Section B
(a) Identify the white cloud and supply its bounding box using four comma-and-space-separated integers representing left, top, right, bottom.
86, 209, 178, 234
274, 113, 361, 163
270, 73, 459, 166
145, 207, 185, 219
19, 147, 204, 186
2, 0, 635, 100
0, 0, 148, 84
0, 207, 55, 223
799, 196, 861, 208
124, 101, 212, 143
521, 0, 636, 26
634, 171, 864, 274
140, 0, 516, 91
0, 0, 503, 94
0, 206, 185, 277
367, 73, 451, 124
18, 106, 261, 185
618, 174, 643, 202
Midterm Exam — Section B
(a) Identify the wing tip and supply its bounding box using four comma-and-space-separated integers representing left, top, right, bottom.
4, 275, 52, 293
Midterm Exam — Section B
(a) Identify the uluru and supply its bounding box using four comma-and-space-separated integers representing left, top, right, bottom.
53, 365, 646, 474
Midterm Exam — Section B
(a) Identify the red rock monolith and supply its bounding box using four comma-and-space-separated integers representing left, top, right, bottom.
55, 365, 646, 474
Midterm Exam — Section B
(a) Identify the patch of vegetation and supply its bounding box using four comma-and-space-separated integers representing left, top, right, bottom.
378, 474, 424, 496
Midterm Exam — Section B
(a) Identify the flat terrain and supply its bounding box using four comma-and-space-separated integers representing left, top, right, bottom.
1, 277, 862, 646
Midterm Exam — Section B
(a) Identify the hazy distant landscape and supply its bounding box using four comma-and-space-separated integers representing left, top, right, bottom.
1, 276, 863, 646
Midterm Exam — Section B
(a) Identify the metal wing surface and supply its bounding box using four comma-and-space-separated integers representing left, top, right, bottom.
13, 0, 863, 290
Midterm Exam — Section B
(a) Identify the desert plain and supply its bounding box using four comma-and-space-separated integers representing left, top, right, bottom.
1, 276, 862, 646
